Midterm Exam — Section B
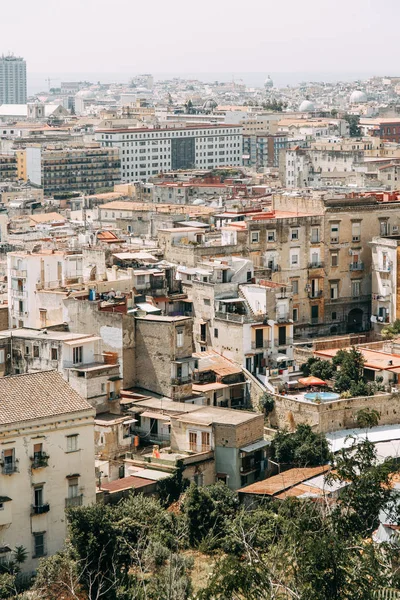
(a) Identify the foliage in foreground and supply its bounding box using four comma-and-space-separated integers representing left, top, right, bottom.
30, 440, 400, 600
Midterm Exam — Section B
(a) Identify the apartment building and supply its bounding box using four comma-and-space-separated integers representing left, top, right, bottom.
243, 133, 305, 169
0, 154, 17, 182
0, 371, 95, 573
24, 144, 120, 194
284, 139, 372, 188
370, 236, 400, 332
0, 329, 120, 414
246, 192, 400, 338
7, 249, 83, 329
94, 124, 243, 182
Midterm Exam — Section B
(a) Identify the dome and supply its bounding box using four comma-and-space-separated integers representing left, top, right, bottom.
203, 99, 218, 110
264, 75, 273, 88
77, 89, 95, 99
299, 100, 315, 112
350, 90, 367, 104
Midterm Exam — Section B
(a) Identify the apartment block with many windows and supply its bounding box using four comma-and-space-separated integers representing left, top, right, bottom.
0, 371, 95, 574
94, 124, 243, 182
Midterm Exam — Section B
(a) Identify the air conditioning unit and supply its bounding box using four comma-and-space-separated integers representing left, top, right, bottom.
125, 452, 133, 459
393, 225, 399, 233
239, 452, 245, 459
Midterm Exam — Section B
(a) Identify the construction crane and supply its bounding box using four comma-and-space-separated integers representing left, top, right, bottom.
46, 77, 60, 91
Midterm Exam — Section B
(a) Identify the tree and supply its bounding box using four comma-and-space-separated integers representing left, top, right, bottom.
259, 392, 275, 416
271, 424, 331, 467
333, 347, 371, 396
301, 357, 334, 380
356, 408, 380, 430
344, 113, 361, 137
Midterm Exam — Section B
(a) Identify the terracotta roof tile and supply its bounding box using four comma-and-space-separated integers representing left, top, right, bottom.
0, 371, 94, 426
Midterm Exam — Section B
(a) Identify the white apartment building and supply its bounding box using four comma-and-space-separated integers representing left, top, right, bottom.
0, 371, 95, 573
0, 54, 27, 104
7, 250, 83, 329
94, 124, 243, 182
370, 236, 398, 330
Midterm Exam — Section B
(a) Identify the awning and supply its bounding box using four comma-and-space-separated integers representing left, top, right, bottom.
219, 298, 245, 303
240, 439, 270, 453
298, 376, 327, 386
141, 411, 170, 421
287, 380, 299, 386
136, 303, 162, 313
123, 418, 138, 425
388, 366, 400, 374
276, 354, 288, 362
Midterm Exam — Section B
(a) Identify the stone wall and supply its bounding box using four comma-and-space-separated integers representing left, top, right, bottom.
214, 415, 264, 448
270, 392, 400, 433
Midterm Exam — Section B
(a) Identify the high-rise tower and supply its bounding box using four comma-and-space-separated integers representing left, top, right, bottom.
0, 54, 27, 104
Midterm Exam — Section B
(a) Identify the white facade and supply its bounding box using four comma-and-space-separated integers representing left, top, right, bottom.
0, 372, 95, 573
95, 125, 243, 182
7, 251, 83, 329
370, 237, 398, 327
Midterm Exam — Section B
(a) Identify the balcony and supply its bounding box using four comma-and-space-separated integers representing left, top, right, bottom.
11, 289, 27, 299
11, 269, 27, 278
274, 338, 293, 347
308, 291, 323, 299
30, 453, 49, 469
330, 237, 339, 244
31, 503, 50, 515
251, 340, 269, 350
349, 262, 364, 271
308, 262, 324, 269
276, 314, 291, 323
376, 264, 391, 273
65, 495, 83, 508
1, 461, 18, 475
171, 376, 192, 386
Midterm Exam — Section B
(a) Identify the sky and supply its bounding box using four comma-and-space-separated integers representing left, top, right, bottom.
3, 0, 400, 90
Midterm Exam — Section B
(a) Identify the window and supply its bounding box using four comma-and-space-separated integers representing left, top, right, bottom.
73, 346, 83, 364
331, 252, 338, 267
214, 328, 218, 338
201, 431, 210, 451
352, 222, 361, 242
352, 280, 361, 298
189, 431, 197, 452
51, 347, 58, 361
66, 435, 79, 453
101, 383, 106, 393
176, 329, 184, 348
33, 345, 39, 358
291, 229, 299, 240
2, 449, 16, 474
292, 280, 299, 295
291, 253, 299, 266
33, 533, 45, 558
330, 282, 339, 300
380, 220, 389, 236
330, 223, 339, 243
34, 486, 44, 508
332, 312, 337, 320
203, 298, 211, 306
251, 231, 260, 243
292, 308, 298, 322
68, 477, 79, 499
136, 275, 145, 285
267, 230, 276, 242
311, 227, 320, 243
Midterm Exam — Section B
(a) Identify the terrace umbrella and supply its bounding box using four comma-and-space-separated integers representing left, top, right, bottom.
298, 376, 327, 387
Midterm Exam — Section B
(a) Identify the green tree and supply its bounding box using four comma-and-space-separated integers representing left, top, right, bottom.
356, 408, 380, 430
301, 357, 334, 380
333, 347, 370, 396
259, 392, 275, 415
271, 424, 331, 466
344, 113, 361, 137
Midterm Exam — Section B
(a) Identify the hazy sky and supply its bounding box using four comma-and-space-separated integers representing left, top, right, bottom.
3, 0, 400, 78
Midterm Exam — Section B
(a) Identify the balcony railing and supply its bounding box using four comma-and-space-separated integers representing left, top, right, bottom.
308, 262, 324, 269
1, 462, 18, 475
326, 294, 370, 304
31, 503, 50, 515
251, 340, 269, 349
65, 495, 83, 508
376, 264, 391, 273
215, 311, 254, 323
276, 314, 291, 323
11, 269, 27, 278
11, 289, 27, 299
274, 338, 293, 347
349, 262, 364, 271
30, 453, 49, 469
308, 291, 323, 299
171, 376, 192, 386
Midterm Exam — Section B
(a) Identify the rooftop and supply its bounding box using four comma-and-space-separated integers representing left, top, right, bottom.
237, 465, 330, 496
172, 406, 261, 426
0, 371, 94, 426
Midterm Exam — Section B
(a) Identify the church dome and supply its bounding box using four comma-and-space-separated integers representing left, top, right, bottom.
264, 75, 273, 88
299, 100, 315, 112
350, 90, 367, 104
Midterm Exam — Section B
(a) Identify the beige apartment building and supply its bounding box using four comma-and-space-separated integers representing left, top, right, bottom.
0, 371, 95, 574
247, 192, 400, 338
